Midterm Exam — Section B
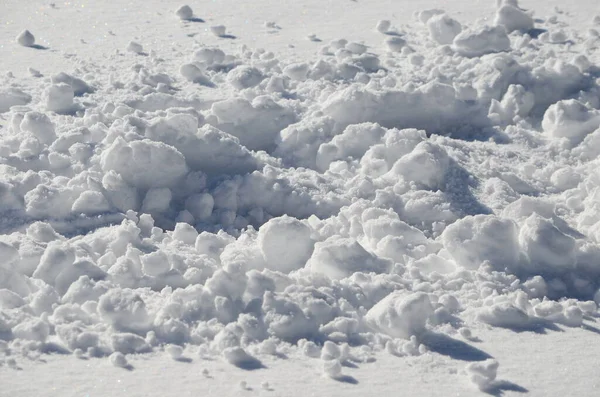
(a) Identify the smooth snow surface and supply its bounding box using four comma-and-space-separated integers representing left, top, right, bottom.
2, 0, 600, 396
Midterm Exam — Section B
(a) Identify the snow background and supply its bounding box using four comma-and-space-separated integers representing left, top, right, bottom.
2, 0, 600, 396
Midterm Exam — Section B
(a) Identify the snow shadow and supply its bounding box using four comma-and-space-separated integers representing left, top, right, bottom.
231, 356, 266, 371
419, 332, 493, 362
444, 161, 493, 218
29, 44, 50, 50
332, 375, 359, 385
485, 380, 529, 396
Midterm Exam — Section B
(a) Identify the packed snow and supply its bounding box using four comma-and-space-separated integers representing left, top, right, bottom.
2, 0, 600, 395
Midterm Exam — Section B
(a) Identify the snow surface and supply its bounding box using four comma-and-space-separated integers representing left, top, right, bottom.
2, 0, 600, 396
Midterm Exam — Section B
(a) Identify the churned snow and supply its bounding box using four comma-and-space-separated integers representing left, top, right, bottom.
1, 0, 600, 396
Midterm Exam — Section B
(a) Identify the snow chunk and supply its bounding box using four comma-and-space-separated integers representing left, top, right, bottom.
97, 289, 151, 333
20, 111, 56, 145
542, 99, 600, 143
384, 36, 407, 52
258, 216, 314, 273
223, 347, 263, 369
418, 9, 445, 24
478, 302, 529, 328
51, 72, 93, 96
386, 141, 450, 190
100, 138, 188, 189
519, 214, 576, 270
495, 5, 534, 33
109, 352, 129, 368
442, 215, 520, 271
175, 5, 194, 20
210, 25, 227, 37
0, 89, 31, 112
308, 237, 391, 280
127, 41, 144, 54
166, 344, 184, 360
453, 26, 511, 57
111, 333, 151, 354
180, 63, 211, 85
428, 14, 462, 45
226, 66, 264, 90
45, 83, 74, 113
16, 30, 35, 47
322, 359, 343, 378
283, 63, 310, 81
466, 359, 499, 391
376, 20, 391, 34
365, 291, 434, 339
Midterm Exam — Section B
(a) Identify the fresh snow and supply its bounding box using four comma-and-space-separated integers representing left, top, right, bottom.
2, 0, 600, 396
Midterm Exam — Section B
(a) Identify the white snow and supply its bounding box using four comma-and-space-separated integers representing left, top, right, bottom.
494, 5, 534, 33
16, 30, 35, 47
175, 5, 194, 21
210, 25, 227, 37
2, 0, 600, 396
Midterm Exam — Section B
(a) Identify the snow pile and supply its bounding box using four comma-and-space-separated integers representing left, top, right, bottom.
1, 2, 600, 391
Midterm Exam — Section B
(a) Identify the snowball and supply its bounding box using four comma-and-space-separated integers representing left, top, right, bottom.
453, 26, 511, 57
494, 5, 534, 33
175, 5, 194, 20
210, 25, 227, 37
258, 216, 314, 273
127, 41, 144, 54
466, 359, 499, 391
45, 83, 74, 113
365, 291, 434, 339
427, 14, 462, 45
109, 352, 129, 368
384, 36, 407, 52
308, 237, 390, 280
542, 99, 600, 143
16, 30, 35, 47
441, 215, 520, 271
166, 344, 184, 359
376, 20, 391, 34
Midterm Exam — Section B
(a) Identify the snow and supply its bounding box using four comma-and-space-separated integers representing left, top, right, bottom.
16, 30, 35, 47
2, 0, 600, 395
